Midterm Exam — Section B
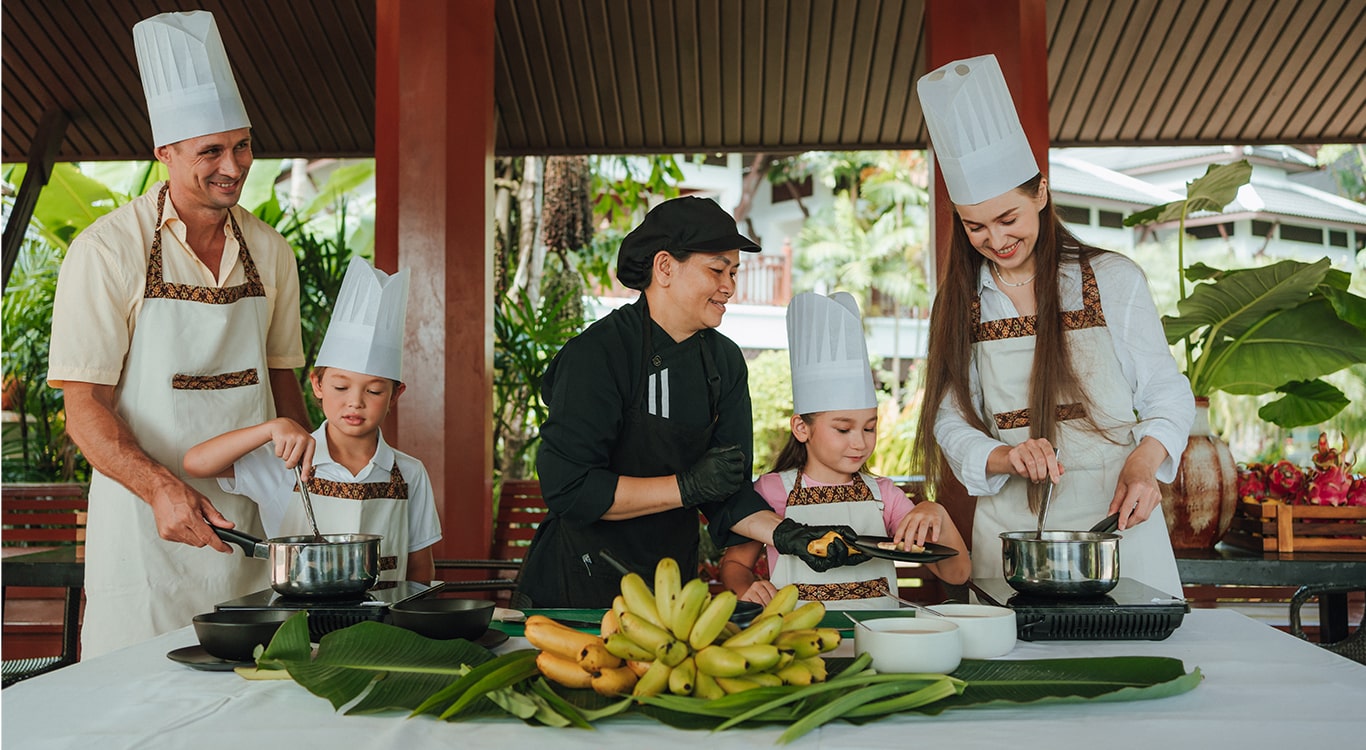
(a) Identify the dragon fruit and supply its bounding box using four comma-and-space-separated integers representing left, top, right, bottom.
1266, 460, 1307, 503
1346, 478, 1366, 508
1306, 464, 1352, 506
1311, 432, 1354, 471
1237, 464, 1268, 504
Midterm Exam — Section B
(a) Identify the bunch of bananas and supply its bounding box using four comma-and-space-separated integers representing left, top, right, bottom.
527, 557, 841, 698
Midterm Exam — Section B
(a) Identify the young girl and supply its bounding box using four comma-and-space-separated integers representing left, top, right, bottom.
720, 292, 970, 609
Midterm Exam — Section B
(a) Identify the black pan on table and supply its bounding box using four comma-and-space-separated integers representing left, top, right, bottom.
847, 536, 958, 563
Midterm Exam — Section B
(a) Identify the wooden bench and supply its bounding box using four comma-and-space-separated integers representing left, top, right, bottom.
434, 479, 547, 603
2, 483, 87, 686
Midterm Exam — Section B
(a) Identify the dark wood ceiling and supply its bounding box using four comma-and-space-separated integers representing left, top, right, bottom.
3, 0, 1363, 164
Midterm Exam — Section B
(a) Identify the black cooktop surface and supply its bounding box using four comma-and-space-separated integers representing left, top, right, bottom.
972, 578, 1188, 641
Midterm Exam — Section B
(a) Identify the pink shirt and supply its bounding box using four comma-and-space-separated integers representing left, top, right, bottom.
754, 472, 915, 573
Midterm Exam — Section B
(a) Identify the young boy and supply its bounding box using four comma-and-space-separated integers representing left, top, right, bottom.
184, 257, 439, 583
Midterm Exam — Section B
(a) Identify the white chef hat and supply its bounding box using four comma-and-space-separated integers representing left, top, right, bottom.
133, 11, 251, 148
787, 292, 877, 414
314, 258, 411, 382
917, 54, 1039, 206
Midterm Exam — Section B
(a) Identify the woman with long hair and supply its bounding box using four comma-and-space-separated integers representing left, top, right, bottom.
912, 55, 1193, 595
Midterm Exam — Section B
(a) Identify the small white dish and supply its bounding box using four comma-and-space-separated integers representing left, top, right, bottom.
853, 616, 962, 674
927, 603, 1017, 658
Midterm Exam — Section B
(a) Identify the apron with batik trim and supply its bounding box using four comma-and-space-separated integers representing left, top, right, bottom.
83, 184, 273, 658
281, 462, 411, 582
969, 255, 1182, 597
769, 469, 900, 610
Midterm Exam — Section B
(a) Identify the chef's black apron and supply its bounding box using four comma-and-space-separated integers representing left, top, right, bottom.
515, 298, 721, 608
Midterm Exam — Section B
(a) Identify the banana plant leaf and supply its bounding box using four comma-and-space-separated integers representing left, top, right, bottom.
1194, 297, 1366, 395
1124, 161, 1252, 227
1163, 258, 1329, 344
1259, 380, 1351, 428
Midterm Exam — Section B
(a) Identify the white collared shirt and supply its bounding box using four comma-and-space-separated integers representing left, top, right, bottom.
933, 252, 1195, 496
219, 421, 441, 550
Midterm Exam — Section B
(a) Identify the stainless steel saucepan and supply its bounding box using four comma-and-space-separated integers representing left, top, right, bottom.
1000, 513, 1122, 597
214, 527, 381, 599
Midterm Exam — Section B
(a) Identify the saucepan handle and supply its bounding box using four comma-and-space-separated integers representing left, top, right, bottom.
212, 526, 270, 559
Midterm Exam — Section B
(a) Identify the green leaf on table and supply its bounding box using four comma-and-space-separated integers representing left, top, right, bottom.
913, 656, 1203, 714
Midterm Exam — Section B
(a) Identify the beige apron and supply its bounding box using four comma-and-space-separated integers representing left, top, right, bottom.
82, 185, 273, 657
770, 470, 900, 610
970, 256, 1183, 597
281, 463, 410, 581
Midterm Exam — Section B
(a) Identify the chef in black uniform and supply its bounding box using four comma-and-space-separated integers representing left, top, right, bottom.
515, 197, 863, 608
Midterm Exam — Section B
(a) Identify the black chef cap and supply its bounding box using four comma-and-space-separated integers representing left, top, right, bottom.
616, 196, 761, 291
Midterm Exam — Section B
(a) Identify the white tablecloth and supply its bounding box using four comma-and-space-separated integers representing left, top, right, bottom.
3, 609, 1363, 749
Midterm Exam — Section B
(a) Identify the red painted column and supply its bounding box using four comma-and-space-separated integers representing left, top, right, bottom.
923, 0, 1049, 548
376, 0, 495, 562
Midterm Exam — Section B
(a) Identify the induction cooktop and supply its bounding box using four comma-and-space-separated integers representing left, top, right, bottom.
971, 577, 1189, 641
216, 580, 443, 640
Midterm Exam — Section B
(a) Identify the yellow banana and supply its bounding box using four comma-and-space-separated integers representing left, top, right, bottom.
669, 577, 711, 641
536, 650, 594, 689
612, 595, 628, 619
620, 572, 666, 628
600, 608, 620, 638
721, 621, 742, 638
603, 633, 656, 661
591, 665, 639, 696
631, 657, 673, 697
730, 644, 781, 673
747, 672, 783, 687
780, 601, 826, 631
688, 590, 737, 650
693, 645, 750, 678
692, 670, 726, 700
578, 642, 623, 672
775, 661, 814, 686
619, 612, 675, 652
814, 628, 842, 652
773, 629, 824, 658
667, 655, 696, 695
776, 651, 795, 669
760, 584, 800, 618
654, 557, 682, 629
625, 659, 652, 677
524, 615, 601, 661
722, 613, 784, 648
655, 639, 689, 667
798, 655, 828, 681
714, 675, 762, 694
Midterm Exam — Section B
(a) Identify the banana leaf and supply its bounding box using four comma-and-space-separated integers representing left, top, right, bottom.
1194, 297, 1366, 395
1163, 258, 1329, 344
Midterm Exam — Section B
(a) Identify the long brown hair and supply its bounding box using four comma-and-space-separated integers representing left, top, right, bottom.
912, 174, 1107, 512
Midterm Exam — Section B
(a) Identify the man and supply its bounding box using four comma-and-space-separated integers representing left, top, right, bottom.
47, 11, 309, 657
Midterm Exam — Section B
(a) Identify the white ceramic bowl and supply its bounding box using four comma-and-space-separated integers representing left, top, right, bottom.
929, 604, 1017, 658
853, 616, 962, 674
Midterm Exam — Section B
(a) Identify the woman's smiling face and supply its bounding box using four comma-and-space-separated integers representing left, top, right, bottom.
956, 182, 1048, 282
648, 249, 741, 340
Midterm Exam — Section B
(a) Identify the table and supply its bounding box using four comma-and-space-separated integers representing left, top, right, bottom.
3, 609, 1363, 749
1176, 544, 1366, 641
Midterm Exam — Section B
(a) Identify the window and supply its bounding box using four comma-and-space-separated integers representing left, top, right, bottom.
1098, 210, 1124, 228
1252, 220, 1274, 237
1185, 223, 1232, 240
1057, 204, 1090, 226
1281, 224, 1323, 244
1329, 230, 1348, 248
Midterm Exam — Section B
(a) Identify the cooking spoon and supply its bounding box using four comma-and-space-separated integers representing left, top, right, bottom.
1035, 449, 1061, 539
295, 464, 326, 543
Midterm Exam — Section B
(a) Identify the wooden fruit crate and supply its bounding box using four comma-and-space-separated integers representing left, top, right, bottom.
1224, 502, 1366, 553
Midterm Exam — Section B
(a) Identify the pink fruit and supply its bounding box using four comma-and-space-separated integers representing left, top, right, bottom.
1266, 459, 1306, 502
1306, 464, 1352, 507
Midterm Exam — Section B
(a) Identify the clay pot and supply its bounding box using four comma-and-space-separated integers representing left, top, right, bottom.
1159, 397, 1238, 549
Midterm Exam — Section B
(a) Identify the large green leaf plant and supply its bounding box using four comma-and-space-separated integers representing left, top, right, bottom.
1126, 160, 1366, 428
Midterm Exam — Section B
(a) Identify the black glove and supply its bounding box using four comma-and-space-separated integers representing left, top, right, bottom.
676, 445, 749, 508
771, 519, 867, 573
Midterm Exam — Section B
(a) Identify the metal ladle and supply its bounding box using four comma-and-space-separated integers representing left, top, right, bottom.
1035, 449, 1061, 539
295, 464, 326, 543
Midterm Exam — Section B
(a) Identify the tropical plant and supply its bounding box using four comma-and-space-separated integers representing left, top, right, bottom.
1126, 160, 1366, 428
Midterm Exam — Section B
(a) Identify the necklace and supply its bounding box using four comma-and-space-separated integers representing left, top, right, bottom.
993, 264, 1036, 288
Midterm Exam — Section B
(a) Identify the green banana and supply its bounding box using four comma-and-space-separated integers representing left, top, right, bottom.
667, 655, 696, 695
654, 557, 681, 630
747, 672, 783, 687
631, 658, 673, 697
759, 584, 800, 618
692, 670, 726, 699
619, 612, 675, 652
775, 660, 814, 686
687, 590, 737, 650
603, 632, 655, 661
780, 601, 825, 631
813, 627, 842, 652
773, 629, 824, 658
798, 655, 828, 681
721, 613, 784, 648
620, 572, 666, 628
693, 644, 750, 678
714, 675, 762, 694
655, 638, 689, 667
669, 577, 711, 641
